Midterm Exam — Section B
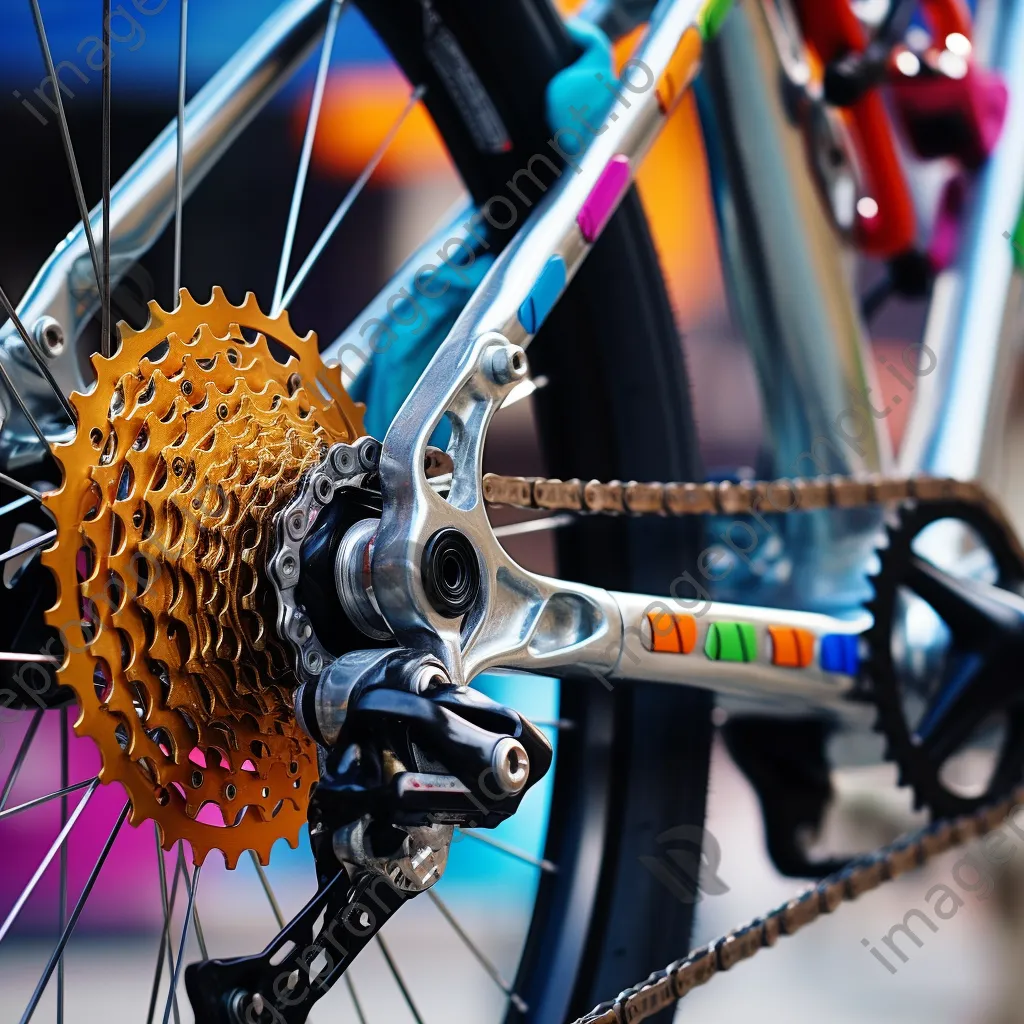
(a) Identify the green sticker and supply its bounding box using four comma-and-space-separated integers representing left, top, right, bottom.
704, 621, 758, 662
699, 0, 736, 40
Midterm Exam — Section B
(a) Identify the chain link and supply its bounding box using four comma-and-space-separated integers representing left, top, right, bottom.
481, 471, 1024, 1024
484, 471, 1002, 521
569, 791, 1022, 1024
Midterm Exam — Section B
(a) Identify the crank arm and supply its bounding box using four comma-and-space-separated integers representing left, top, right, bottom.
185, 868, 409, 1024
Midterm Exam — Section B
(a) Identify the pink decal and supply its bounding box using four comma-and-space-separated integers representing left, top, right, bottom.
577, 155, 631, 244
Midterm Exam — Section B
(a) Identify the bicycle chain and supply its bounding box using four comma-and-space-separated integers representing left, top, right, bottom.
482, 471, 1020, 555
570, 790, 1022, 1024
483, 470, 1024, 1024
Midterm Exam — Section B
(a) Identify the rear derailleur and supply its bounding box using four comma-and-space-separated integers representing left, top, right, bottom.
186, 648, 552, 1024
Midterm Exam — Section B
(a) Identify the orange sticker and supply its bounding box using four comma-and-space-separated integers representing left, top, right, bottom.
675, 613, 698, 653
656, 26, 703, 116
648, 610, 682, 653
769, 626, 816, 668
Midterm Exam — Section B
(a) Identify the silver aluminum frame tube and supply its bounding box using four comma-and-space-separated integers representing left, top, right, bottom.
899, 1, 1024, 484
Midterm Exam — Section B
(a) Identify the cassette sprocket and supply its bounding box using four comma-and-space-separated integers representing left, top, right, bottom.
42, 288, 364, 866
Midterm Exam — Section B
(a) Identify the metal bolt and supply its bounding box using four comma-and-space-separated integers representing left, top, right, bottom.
314, 475, 334, 503
412, 664, 450, 695
331, 445, 356, 475
305, 649, 323, 673
287, 510, 307, 540
33, 316, 65, 358
172, 457, 186, 476
491, 737, 530, 794
180, 380, 193, 396
280, 555, 297, 578
357, 438, 381, 471
485, 343, 528, 386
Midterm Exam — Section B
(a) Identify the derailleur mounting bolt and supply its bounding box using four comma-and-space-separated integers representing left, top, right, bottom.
485, 342, 528, 386
33, 316, 65, 358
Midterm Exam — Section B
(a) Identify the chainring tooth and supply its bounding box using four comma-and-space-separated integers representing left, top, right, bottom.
42, 288, 364, 866
864, 497, 1024, 818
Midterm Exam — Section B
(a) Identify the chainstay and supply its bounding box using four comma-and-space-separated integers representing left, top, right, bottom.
569, 789, 1024, 1024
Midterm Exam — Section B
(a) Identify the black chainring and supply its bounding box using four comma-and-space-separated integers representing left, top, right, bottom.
864, 498, 1024, 817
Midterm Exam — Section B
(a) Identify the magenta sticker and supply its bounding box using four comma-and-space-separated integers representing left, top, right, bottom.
577, 154, 631, 244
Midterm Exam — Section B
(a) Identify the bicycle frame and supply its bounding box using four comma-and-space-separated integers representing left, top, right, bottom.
4, 0, 1023, 725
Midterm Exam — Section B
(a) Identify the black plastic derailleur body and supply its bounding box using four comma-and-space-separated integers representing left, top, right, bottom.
302, 648, 553, 838
186, 648, 552, 1023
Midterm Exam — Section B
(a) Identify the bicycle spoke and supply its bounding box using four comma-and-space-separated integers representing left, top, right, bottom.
0, 353, 62, 458
0, 475, 45, 505
0, 653, 59, 664
273, 0, 347, 314
375, 934, 425, 1024
345, 975, 368, 1024
0, 780, 98, 944
492, 514, 575, 540
427, 889, 527, 1012
279, 84, 426, 312
458, 829, 557, 873
244, 854, 320, 1024
173, 0, 189, 301
176, 841, 207, 960
500, 374, 547, 408
19, 801, 129, 1024
101, 0, 113, 358
27, 0, 103, 295
56, 708, 69, 1024
0, 283, 76, 425
249, 849, 285, 927
0, 495, 35, 520
0, 529, 57, 566
161, 862, 200, 1024
530, 718, 574, 731
147, 835, 182, 1024
0, 779, 97, 823
0, 708, 44, 811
